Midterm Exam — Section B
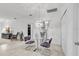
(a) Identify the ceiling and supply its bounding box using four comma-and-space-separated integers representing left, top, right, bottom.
0, 3, 66, 20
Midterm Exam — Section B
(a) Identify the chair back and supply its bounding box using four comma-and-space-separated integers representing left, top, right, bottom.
49, 38, 52, 44
16, 32, 19, 36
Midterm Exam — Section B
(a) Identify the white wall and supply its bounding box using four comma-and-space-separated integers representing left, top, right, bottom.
62, 4, 75, 56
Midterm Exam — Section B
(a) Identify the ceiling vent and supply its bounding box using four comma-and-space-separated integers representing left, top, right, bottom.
47, 8, 57, 13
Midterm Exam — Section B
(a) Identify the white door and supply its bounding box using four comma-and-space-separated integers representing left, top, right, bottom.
73, 3, 79, 56
74, 18, 79, 56
76, 5, 79, 55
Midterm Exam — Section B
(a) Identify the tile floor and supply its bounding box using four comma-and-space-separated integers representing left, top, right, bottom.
0, 39, 64, 56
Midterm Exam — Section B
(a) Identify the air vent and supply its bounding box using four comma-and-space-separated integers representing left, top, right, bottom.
47, 8, 57, 13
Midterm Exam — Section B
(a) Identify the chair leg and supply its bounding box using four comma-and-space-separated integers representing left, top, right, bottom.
40, 47, 51, 56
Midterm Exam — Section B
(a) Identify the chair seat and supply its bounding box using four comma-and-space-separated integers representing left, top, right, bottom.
11, 35, 17, 39
25, 41, 35, 44
40, 42, 50, 48
24, 36, 31, 41
40, 38, 52, 48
